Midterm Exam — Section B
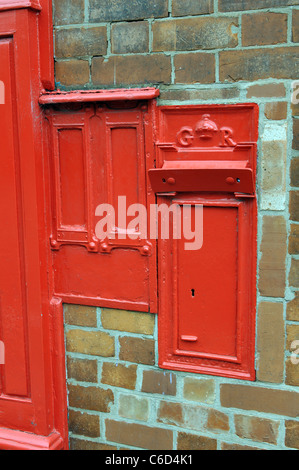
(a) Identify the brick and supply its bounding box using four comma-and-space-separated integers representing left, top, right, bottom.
183, 377, 215, 405
67, 357, 98, 383
172, 0, 213, 16
247, 83, 286, 99
219, 0, 299, 11
119, 337, 155, 365
293, 10, 299, 42
68, 384, 114, 412
153, 17, 238, 52
64, 304, 97, 328
118, 394, 149, 422
158, 402, 184, 427
291, 159, 299, 188
115, 54, 171, 86
111, 22, 149, 54
257, 302, 284, 383
235, 415, 279, 445
259, 216, 287, 298
287, 324, 299, 351
286, 357, 299, 386
264, 102, 287, 121
53, 0, 84, 25
220, 47, 299, 82
207, 410, 230, 432
89, 0, 168, 22
106, 420, 173, 450
159, 87, 239, 101
70, 438, 117, 451
55, 60, 89, 87
260, 137, 287, 210
69, 410, 100, 438
55, 27, 107, 59
101, 308, 155, 335
221, 442, 262, 450
66, 329, 115, 357
290, 191, 299, 222
286, 421, 299, 449
220, 384, 299, 417
91, 58, 115, 87
177, 432, 217, 451
287, 293, 299, 321
242, 12, 287, 47
101, 363, 137, 390
289, 225, 299, 255
293, 119, 299, 150
142, 370, 176, 396
174, 53, 215, 84
289, 259, 299, 288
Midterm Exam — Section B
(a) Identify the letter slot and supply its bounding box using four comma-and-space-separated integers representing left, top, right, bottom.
154, 105, 258, 381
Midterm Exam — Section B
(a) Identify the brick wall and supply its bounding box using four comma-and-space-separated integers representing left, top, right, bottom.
53, 0, 299, 450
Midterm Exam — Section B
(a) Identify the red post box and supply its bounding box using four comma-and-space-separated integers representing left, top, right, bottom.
149, 104, 258, 381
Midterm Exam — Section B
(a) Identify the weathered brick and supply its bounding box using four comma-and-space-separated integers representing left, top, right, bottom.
207, 410, 230, 432
286, 357, 299, 386
55, 60, 89, 87
220, 47, 299, 81
111, 21, 149, 54
91, 57, 115, 87
101, 363, 137, 390
290, 191, 299, 222
235, 415, 279, 445
242, 12, 287, 47
159, 87, 239, 101
55, 27, 107, 59
247, 83, 286, 99
172, 0, 214, 16
286, 420, 299, 449
142, 370, 176, 396
53, 0, 84, 26
158, 402, 184, 427
289, 259, 299, 288
67, 357, 98, 383
153, 17, 238, 52
106, 420, 173, 450
291, 159, 299, 188
64, 304, 97, 328
69, 410, 100, 438
289, 225, 299, 255
293, 10, 299, 42
101, 308, 155, 335
219, 0, 299, 11
257, 302, 284, 384
177, 432, 217, 451
287, 324, 299, 351
287, 292, 299, 321
66, 329, 115, 357
70, 438, 117, 451
174, 53, 215, 84
221, 442, 262, 450
220, 384, 299, 417
119, 336, 155, 365
259, 216, 287, 298
264, 102, 287, 121
183, 377, 215, 405
89, 0, 168, 22
68, 384, 114, 413
118, 394, 149, 422
293, 119, 299, 150
115, 54, 171, 86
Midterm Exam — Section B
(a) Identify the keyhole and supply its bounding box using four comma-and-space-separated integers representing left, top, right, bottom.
191, 289, 195, 298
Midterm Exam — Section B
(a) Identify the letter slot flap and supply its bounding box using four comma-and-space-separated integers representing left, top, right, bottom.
148, 160, 254, 194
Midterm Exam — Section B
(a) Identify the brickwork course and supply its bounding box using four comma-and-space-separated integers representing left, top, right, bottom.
53, 0, 299, 450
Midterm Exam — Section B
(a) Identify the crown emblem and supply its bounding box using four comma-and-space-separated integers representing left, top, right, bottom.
195, 114, 218, 139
